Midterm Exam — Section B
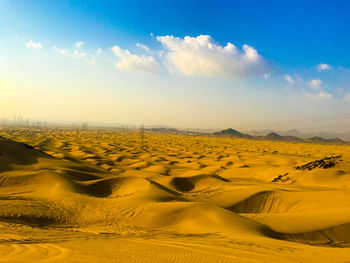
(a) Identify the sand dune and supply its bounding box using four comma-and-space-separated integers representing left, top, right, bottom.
0, 129, 350, 262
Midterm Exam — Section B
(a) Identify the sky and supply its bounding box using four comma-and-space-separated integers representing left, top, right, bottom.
0, 0, 350, 132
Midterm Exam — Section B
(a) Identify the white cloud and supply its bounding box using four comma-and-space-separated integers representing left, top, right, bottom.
112, 45, 158, 73
317, 63, 331, 71
343, 93, 350, 102
73, 49, 86, 59
156, 35, 269, 77
75, 41, 84, 49
305, 91, 332, 101
136, 43, 150, 52
72, 41, 87, 59
285, 75, 293, 83
302, 79, 333, 101
309, 79, 322, 90
26, 40, 42, 50
53, 43, 96, 64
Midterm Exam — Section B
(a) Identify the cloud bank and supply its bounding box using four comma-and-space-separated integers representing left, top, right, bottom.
50, 35, 270, 78
156, 35, 269, 77
40, 35, 343, 103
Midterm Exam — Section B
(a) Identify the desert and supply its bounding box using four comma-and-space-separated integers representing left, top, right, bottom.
0, 127, 350, 262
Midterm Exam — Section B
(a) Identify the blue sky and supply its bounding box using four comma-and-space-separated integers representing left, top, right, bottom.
1, 0, 350, 131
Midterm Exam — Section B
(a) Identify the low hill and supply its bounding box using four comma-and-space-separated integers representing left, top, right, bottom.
264, 133, 304, 142
264, 132, 284, 141
214, 128, 253, 138
307, 136, 346, 144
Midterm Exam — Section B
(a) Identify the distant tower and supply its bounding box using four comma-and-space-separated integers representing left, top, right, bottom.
1, 119, 7, 128
140, 124, 145, 147
82, 122, 88, 131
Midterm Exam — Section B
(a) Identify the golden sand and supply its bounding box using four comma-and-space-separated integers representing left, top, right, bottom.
0, 128, 350, 262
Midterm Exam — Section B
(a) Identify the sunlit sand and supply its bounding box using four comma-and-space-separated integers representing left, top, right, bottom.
0, 128, 350, 262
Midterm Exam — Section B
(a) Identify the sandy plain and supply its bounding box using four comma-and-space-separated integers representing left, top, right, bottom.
0, 128, 350, 262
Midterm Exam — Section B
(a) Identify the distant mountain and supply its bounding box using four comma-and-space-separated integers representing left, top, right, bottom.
307, 136, 345, 144
307, 136, 327, 143
215, 128, 242, 136
149, 127, 179, 133
215, 129, 347, 145
264, 133, 304, 142
214, 128, 253, 139
327, 138, 345, 144
282, 136, 304, 142
245, 129, 350, 142
264, 132, 284, 141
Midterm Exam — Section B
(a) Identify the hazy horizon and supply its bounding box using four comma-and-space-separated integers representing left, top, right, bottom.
3, 114, 350, 137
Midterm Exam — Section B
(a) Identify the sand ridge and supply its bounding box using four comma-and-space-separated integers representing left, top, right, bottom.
0, 128, 350, 262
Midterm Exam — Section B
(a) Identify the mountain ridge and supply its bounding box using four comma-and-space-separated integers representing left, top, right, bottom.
214, 129, 348, 144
